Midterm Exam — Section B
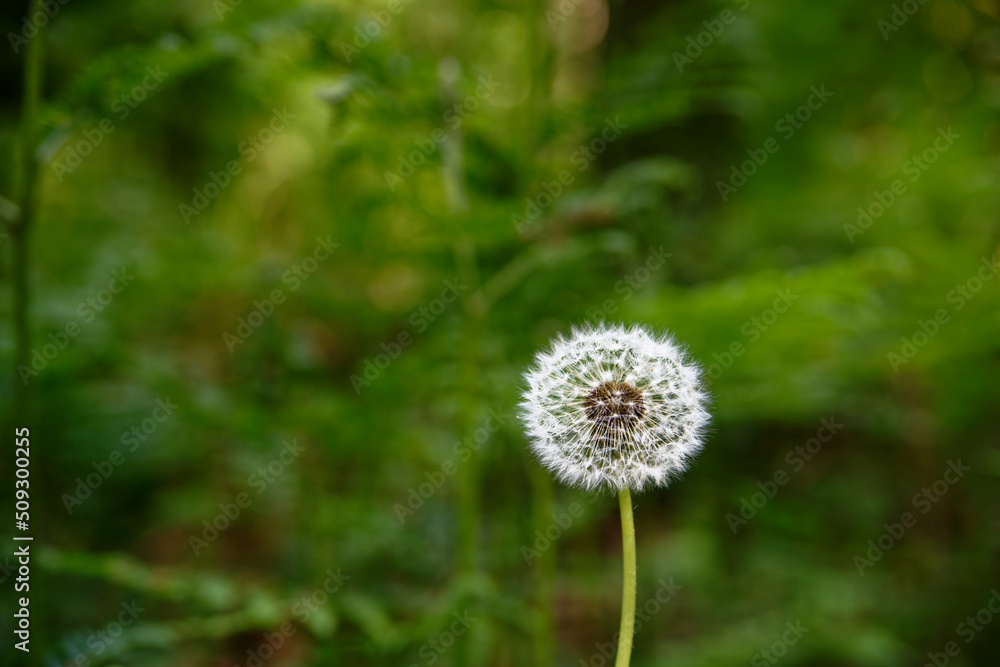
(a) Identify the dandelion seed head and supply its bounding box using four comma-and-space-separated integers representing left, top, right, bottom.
519, 323, 710, 493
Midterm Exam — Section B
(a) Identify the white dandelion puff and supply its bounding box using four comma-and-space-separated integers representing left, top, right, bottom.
519, 323, 710, 493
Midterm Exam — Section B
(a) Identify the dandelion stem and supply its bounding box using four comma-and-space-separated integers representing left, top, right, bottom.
615, 487, 636, 667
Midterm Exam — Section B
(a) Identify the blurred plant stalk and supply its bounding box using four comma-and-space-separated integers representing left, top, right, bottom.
528, 461, 556, 667
440, 56, 487, 667
8, 3, 47, 664
524, 1, 558, 662
439, 0, 559, 657
9, 0, 45, 422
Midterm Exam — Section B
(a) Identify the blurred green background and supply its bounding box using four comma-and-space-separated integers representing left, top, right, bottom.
2, 0, 999, 665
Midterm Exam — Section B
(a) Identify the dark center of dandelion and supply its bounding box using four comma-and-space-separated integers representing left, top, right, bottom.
584, 380, 645, 428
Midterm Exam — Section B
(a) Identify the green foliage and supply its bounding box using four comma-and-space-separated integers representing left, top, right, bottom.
1, 0, 998, 665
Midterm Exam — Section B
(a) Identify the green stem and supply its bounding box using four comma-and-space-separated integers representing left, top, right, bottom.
13, 0, 45, 421
529, 464, 555, 666
11, 4, 47, 666
440, 60, 486, 666
455, 307, 481, 575
439, 60, 480, 577
615, 487, 636, 667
